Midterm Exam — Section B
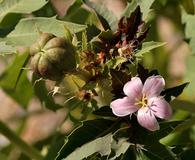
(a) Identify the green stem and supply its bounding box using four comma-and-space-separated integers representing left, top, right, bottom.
72, 68, 92, 83
0, 120, 43, 160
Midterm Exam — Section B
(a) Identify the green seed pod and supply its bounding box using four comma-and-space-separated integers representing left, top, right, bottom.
43, 37, 66, 50
31, 52, 41, 73
30, 33, 55, 56
30, 33, 76, 81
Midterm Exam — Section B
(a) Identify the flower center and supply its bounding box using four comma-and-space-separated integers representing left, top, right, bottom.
135, 95, 148, 108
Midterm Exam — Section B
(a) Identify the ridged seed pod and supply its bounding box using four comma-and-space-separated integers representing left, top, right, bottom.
30, 33, 76, 81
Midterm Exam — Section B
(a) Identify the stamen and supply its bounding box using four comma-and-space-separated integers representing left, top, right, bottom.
135, 95, 148, 108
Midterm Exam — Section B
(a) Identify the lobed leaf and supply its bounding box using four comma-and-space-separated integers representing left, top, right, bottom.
56, 119, 121, 160
116, 147, 136, 160
173, 116, 195, 132
32, 74, 62, 111
44, 133, 68, 160
97, 30, 115, 42
161, 82, 189, 102
93, 106, 116, 117
109, 139, 130, 160
131, 121, 183, 144
122, 0, 155, 20
142, 142, 177, 160
82, 30, 88, 51
64, 134, 112, 160
84, 0, 118, 31
136, 41, 166, 57
0, 0, 47, 23
64, 0, 100, 28
106, 57, 127, 69
0, 41, 16, 55
0, 52, 33, 108
4, 17, 87, 46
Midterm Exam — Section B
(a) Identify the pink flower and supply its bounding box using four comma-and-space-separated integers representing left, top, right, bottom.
111, 76, 172, 131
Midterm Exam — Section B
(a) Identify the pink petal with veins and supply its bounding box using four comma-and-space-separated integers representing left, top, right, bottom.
111, 97, 138, 117
123, 77, 143, 99
142, 76, 165, 98
149, 97, 172, 119
137, 107, 160, 131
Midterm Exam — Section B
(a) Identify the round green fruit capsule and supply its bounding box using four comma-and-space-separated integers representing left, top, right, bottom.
30, 33, 76, 81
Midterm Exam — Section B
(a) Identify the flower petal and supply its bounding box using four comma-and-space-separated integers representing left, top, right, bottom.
142, 76, 165, 98
123, 77, 143, 99
137, 107, 160, 131
111, 97, 138, 117
148, 97, 172, 119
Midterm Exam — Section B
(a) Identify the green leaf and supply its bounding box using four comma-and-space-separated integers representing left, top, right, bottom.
180, 148, 195, 160
135, 121, 183, 144
0, 13, 21, 28
117, 121, 181, 160
136, 41, 166, 57
64, 134, 112, 160
44, 133, 66, 160
56, 119, 121, 160
110, 139, 130, 160
82, 30, 88, 51
183, 55, 195, 99
181, 0, 195, 14
158, 121, 189, 146
129, 120, 183, 149
122, 0, 137, 18
14, 54, 30, 89
116, 147, 136, 160
122, 0, 155, 20
65, 0, 83, 19
32, 2, 56, 17
64, 0, 100, 27
64, 97, 83, 111
0, 120, 43, 160
32, 74, 62, 111
142, 142, 177, 160
4, 17, 87, 46
173, 116, 195, 132
151, 121, 184, 141
161, 83, 189, 102
90, 30, 114, 52
136, 150, 150, 160
160, 129, 191, 146
64, 25, 73, 42
93, 106, 116, 117
171, 99, 195, 113
0, 41, 16, 55
97, 30, 115, 41
0, 0, 47, 23
84, 0, 118, 31
0, 52, 33, 107
106, 57, 127, 69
